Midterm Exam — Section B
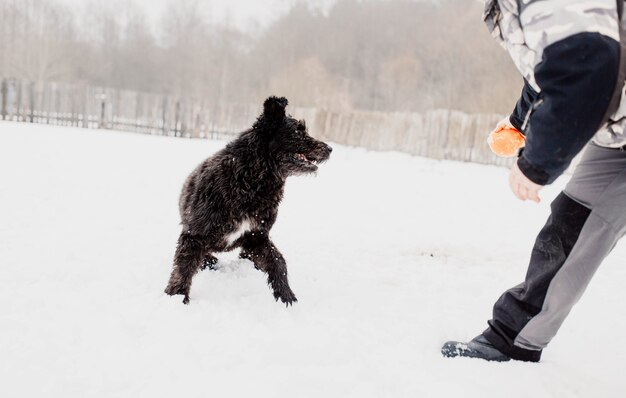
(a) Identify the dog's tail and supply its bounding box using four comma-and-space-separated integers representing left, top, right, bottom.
164, 233, 204, 304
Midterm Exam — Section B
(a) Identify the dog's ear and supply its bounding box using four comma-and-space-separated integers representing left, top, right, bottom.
263, 96, 288, 122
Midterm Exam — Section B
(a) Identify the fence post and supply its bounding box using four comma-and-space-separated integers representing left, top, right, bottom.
1, 79, 7, 121
16, 80, 22, 121
82, 86, 89, 129
99, 92, 107, 129
28, 82, 35, 123
174, 100, 181, 137
135, 93, 142, 134
161, 96, 168, 136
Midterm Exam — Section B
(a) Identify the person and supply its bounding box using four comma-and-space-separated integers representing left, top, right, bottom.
442, 0, 626, 362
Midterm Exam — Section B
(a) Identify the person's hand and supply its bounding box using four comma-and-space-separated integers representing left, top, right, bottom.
493, 117, 512, 131
509, 161, 543, 203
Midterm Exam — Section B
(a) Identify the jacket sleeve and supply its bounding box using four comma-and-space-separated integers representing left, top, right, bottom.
509, 80, 538, 131
515, 1, 621, 185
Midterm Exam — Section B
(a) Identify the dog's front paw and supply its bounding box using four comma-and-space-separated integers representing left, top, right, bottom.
239, 250, 251, 260
273, 288, 298, 306
200, 255, 218, 271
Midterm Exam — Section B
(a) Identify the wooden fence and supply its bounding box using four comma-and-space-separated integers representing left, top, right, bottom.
0, 78, 512, 167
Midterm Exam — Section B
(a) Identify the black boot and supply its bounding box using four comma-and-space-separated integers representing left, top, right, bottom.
441, 335, 511, 362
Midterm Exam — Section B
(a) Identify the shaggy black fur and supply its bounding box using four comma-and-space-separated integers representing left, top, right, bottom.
164, 96, 332, 305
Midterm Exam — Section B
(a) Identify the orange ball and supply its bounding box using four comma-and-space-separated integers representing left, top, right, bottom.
488, 125, 525, 157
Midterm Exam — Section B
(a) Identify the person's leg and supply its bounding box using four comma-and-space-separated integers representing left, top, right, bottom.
511, 147, 626, 351
444, 144, 626, 361
485, 144, 626, 361
482, 191, 591, 361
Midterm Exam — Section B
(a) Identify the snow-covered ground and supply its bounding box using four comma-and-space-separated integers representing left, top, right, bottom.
1, 122, 625, 398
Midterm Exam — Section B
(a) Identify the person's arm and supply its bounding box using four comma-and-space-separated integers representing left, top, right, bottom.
516, 0, 621, 185
509, 80, 538, 132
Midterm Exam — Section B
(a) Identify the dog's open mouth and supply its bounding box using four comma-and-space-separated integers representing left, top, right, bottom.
294, 153, 320, 166
287, 148, 330, 174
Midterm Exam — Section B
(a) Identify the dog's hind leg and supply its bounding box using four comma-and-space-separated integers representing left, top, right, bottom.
164, 233, 205, 304
240, 234, 297, 306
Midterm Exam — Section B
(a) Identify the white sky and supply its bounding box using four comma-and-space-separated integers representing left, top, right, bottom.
149, 0, 292, 31
56, 0, 335, 33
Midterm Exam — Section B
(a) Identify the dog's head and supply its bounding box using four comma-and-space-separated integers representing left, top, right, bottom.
258, 96, 332, 176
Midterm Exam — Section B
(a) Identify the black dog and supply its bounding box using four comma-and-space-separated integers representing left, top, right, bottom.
164, 96, 332, 305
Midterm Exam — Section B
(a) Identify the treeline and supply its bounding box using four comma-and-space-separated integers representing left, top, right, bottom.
0, 0, 522, 114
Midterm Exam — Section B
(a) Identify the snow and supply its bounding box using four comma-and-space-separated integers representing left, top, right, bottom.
1, 121, 625, 398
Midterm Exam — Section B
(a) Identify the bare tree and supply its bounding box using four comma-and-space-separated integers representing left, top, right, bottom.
0, 0, 520, 114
